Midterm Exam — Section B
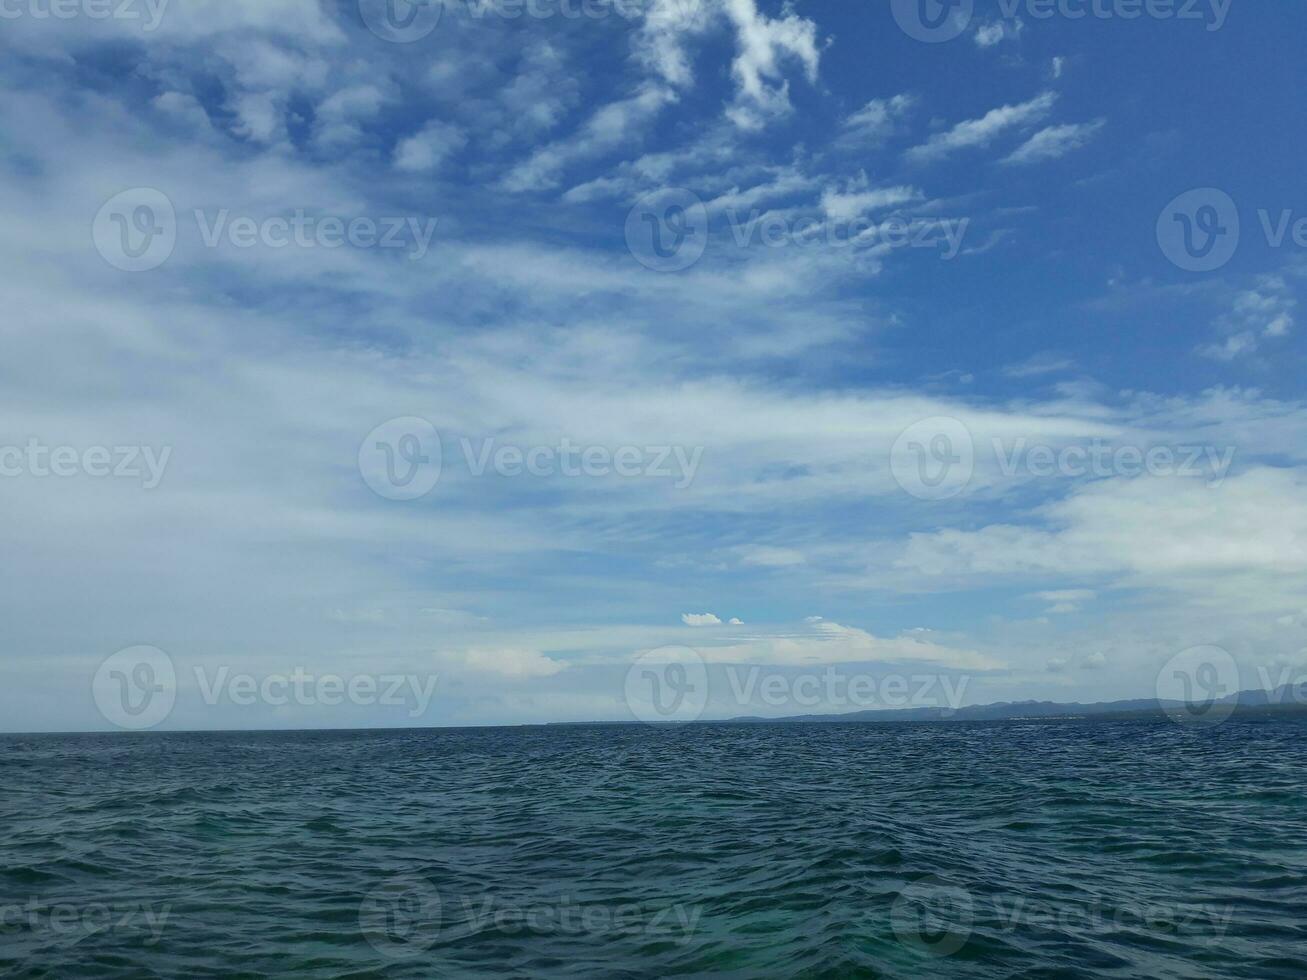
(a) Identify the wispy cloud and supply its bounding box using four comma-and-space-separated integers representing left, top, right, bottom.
1003, 120, 1106, 165
906, 92, 1058, 164
837, 93, 916, 147
1199, 275, 1297, 361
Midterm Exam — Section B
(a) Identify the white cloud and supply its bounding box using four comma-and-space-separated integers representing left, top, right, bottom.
448, 648, 568, 678
734, 545, 806, 567
898, 469, 1307, 596
694, 619, 1000, 670
820, 179, 922, 223
395, 121, 467, 173
907, 92, 1058, 164
975, 18, 1024, 47
501, 84, 678, 192
721, 0, 823, 130
1031, 589, 1097, 614
635, 0, 714, 89
682, 612, 724, 626
153, 92, 212, 132
1200, 275, 1297, 361
838, 94, 916, 147
315, 84, 391, 148
1003, 120, 1106, 165
1003, 352, 1075, 378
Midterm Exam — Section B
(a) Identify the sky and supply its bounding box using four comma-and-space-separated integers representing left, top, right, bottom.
2, 0, 1306, 731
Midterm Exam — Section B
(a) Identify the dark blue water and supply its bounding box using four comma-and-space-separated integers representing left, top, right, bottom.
2, 720, 1305, 978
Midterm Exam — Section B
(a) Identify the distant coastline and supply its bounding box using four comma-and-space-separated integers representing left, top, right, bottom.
724, 686, 1307, 725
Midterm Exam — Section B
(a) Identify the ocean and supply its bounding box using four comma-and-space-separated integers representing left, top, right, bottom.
3, 719, 1305, 978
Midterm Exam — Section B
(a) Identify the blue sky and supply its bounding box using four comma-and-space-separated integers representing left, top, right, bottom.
2, 0, 1306, 731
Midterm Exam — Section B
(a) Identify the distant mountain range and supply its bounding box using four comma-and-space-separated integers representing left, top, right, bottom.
726, 685, 1307, 724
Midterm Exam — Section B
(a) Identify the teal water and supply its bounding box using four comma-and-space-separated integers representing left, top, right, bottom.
2, 720, 1305, 978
